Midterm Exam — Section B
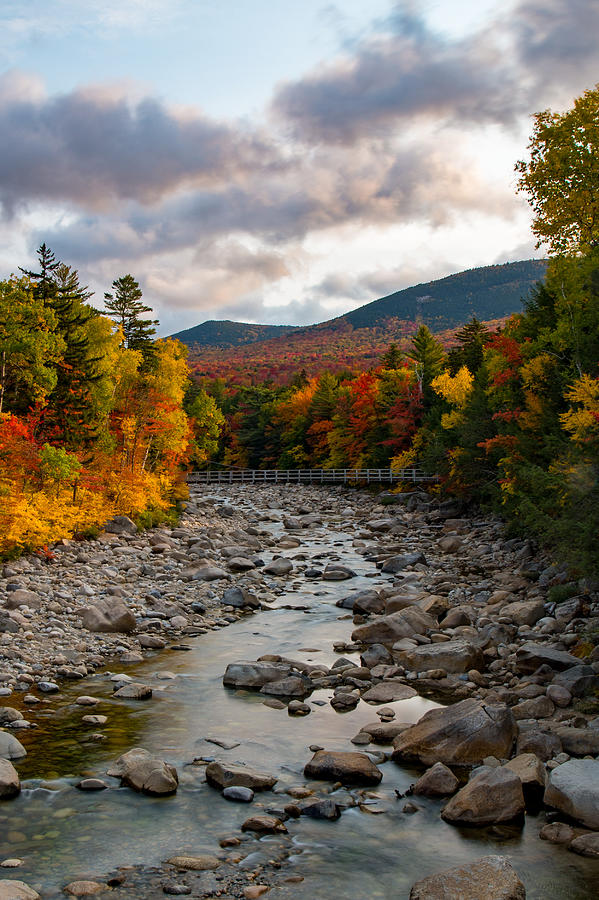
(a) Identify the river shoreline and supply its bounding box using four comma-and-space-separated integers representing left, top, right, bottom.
1, 484, 598, 898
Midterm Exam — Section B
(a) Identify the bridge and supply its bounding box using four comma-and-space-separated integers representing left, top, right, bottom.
188, 467, 438, 486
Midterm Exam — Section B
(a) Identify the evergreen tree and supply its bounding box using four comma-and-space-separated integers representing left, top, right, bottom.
19, 243, 60, 303
448, 317, 491, 375
409, 325, 445, 407
104, 275, 158, 355
381, 342, 403, 369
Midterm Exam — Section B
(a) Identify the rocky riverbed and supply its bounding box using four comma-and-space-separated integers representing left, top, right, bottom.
1, 484, 598, 898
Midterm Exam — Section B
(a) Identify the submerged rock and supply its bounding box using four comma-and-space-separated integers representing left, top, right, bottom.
107, 748, 178, 796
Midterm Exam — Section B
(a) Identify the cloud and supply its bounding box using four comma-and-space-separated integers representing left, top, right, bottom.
271, 0, 599, 144
0, 72, 277, 213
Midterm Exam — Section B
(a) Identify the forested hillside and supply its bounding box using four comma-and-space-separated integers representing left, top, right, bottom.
171, 319, 299, 349
186, 260, 545, 384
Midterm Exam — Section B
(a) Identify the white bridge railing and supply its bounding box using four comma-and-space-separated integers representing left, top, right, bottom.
188, 467, 438, 485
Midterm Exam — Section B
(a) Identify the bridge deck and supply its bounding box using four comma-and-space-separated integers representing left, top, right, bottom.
188, 467, 437, 485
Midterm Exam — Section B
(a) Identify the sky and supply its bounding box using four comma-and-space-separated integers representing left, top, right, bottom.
0, 0, 598, 335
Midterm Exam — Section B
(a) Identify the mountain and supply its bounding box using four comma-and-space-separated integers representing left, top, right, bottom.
340, 259, 548, 331
181, 259, 548, 385
170, 319, 299, 349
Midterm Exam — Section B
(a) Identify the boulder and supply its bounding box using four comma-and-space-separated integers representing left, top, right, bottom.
80, 597, 136, 633
516, 730, 562, 761
0, 759, 20, 799
222, 587, 259, 609
113, 682, 152, 700
0, 883, 41, 900
352, 591, 385, 616
413, 762, 459, 797
555, 727, 599, 756
104, 515, 137, 534
263, 558, 293, 576
4, 590, 41, 610
352, 608, 436, 647
544, 759, 599, 828
398, 640, 484, 674
227, 557, 255, 572
107, 748, 178, 796
360, 644, 392, 668
241, 815, 287, 834
360, 682, 417, 703
223, 661, 291, 689
381, 552, 427, 573
358, 722, 408, 744
512, 696, 555, 720
441, 766, 525, 825
260, 676, 312, 698
393, 699, 517, 768
0, 732, 26, 760
323, 564, 356, 581
569, 834, 599, 858
500, 600, 545, 626
552, 665, 597, 697
205, 762, 277, 792
514, 643, 580, 674
503, 753, 546, 804
304, 750, 382, 785
194, 566, 228, 581
409, 855, 526, 900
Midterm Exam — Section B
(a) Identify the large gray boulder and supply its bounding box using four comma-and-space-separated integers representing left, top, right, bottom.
263, 557, 293, 576
205, 761, 276, 792
104, 515, 137, 534
0, 758, 20, 799
352, 607, 436, 646
80, 597, 136, 633
107, 748, 178, 796
413, 762, 459, 797
304, 750, 382, 785
223, 660, 291, 689
397, 640, 484, 674
441, 766, 525, 825
409, 855, 526, 900
544, 759, 599, 828
392, 699, 517, 767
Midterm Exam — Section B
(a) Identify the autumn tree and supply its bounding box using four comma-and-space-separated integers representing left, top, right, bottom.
516, 84, 599, 255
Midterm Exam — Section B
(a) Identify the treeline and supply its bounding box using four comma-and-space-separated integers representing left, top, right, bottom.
202, 256, 597, 573
0, 245, 223, 553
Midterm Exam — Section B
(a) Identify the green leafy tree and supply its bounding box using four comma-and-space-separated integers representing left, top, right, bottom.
516, 84, 599, 255
104, 275, 158, 355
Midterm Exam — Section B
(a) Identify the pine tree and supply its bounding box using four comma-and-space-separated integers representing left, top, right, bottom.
104, 275, 158, 356
381, 342, 403, 369
409, 325, 445, 407
448, 317, 491, 375
19, 243, 60, 303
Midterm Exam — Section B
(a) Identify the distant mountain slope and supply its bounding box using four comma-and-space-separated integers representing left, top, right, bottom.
171, 319, 299, 348
340, 259, 548, 331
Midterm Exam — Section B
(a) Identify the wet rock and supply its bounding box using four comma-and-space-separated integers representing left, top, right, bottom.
107, 748, 178, 796
544, 759, 599, 828
397, 640, 484, 674
352, 591, 385, 616
64, 882, 106, 896
288, 700, 310, 716
393, 699, 517, 768
358, 722, 408, 744
298, 798, 340, 820
441, 767, 525, 825
223, 661, 291, 689
503, 754, 546, 805
205, 762, 277, 792
166, 856, 220, 870
138, 634, 167, 650
413, 762, 459, 797
260, 676, 312, 698
323, 563, 356, 581
241, 815, 287, 834
539, 822, 575, 844
360, 682, 417, 703
113, 683, 152, 700
0, 760, 20, 799
76, 778, 108, 791
569, 833, 599, 858
360, 644, 392, 668
304, 750, 382, 785
409, 855, 526, 900
80, 597, 136, 633
223, 786, 254, 802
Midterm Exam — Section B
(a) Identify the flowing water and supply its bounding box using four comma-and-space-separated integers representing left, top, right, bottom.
1, 494, 596, 898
